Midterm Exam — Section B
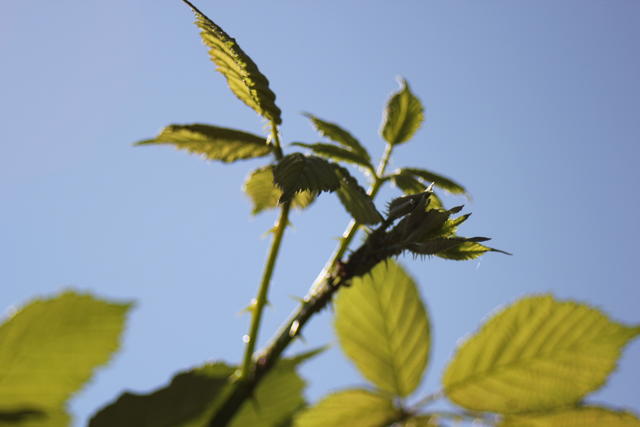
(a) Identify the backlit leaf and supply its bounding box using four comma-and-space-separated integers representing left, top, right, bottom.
499, 407, 640, 427
401, 415, 439, 427
333, 165, 382, 225
291, 142, 373, 171
273, 154, 340, 203
294, 389, 398, 427
436, 240, 508, 260
243, 166, 314, 214
335, 260, 430, 397
303, 114, 370, 160
381, 78, 424, 145
0, 409, 70, 427
400, 168, 466, 195
0, 292, 131, 422
137, 124, 271, 162
182, 1, 282, 124
443, 295, 640, 414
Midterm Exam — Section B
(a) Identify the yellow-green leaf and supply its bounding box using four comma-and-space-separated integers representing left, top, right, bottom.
291, 142, 373, 171
273, 153, 340, 203
137, 124, 271, 162
333, 165, 383, 225
443, 295, 640, 414
182, 1, 281, 124
398, 168, 466, 195
294, 389, 398, 427
243, 166, 314, 214
335, 260, 430, 397
0, 409, 70, 427
381, 78, 424, 145
0, 291, 131, 420
401, 415, 439, 427
436, 240, 508, 260
499, 407, 640, 427
303, 114, 370, 160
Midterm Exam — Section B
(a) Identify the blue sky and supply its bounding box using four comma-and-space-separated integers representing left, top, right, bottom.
2, 1, 639, 425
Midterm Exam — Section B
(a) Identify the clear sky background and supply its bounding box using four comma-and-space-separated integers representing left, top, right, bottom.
2, 1, 639, 425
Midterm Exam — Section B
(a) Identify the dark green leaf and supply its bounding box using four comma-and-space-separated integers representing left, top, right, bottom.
333, 165, 382, 225
303, 114, 369, 160
407, 237, 488, 256
381, 78, 424, 145
291, 143, 373, 171
137, 124, 271, 162
294, 389, 398, 427
335, 260, 430, 397
273, 154, 340, 203
499, 407, 640, 426
443, 295, 640, 414
243, 166, 314, 214
399, 168, 466, 195
0, 291, 131, 424
182, 1, 281, 124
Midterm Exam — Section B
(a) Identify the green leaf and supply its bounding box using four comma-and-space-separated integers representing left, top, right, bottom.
333, 165, 382, 225
407, 237, 490, 257
291, 143, 373, 171
0, 409, 70, 427
0, 291, 131, 422
273, 153, 340, 203
499, 407, 640, 427
303, 114, 370, 160
381, 78, 424, 145
137, 124, 271, 162
401, 415, 439, 427
334, 260, 430, 397
442, 295, 640, 414
435, 240, 509, 260
398, 168, 466, 195
182, 1, 281, 124
294, 389, 398, 427
243, 166, 315, 214
90, 363, 234, 427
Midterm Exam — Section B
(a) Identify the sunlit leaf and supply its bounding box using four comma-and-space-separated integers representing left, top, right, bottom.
335, 260, 430, 397
443, 295, 640, 414
436, 240, 509, 260
407, 237, 490, 257
182, 1, 281, 124
243, 166, 314, 214
499, 407, 640, 427
398, 168, 466, 195
291, 142, 373, 171
273, 153, 340, 203
137, 124, 271, 162
0, 291, 131, 423
303, 114, 370, 160
401, 415, 439, 427
333, 165, 382, 225
380, 78, 424, 145
294, 389, 398, 427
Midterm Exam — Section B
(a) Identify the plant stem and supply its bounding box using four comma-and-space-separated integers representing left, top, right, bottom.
238, 122, 287, 379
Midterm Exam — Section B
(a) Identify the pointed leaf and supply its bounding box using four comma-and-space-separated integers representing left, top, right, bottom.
273, 153, 340, 203
381, 78, 424, 145
182, 1, 281, 124
499, 407, 640, 427
335, 260, 430, 397
333, 165, 383, 225
137, 124, 271, 162
291, 143, 373, 171
400, 168, 466, 195
243, 166, 314, 214
294, 389, 398, 427
303, 114, 370, 160
407, 237, 486, 256
0, 291, 131, 420
443, 295, 640, 414
436, 240, 509, 260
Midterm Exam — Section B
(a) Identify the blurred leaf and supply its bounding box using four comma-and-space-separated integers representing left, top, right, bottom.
303, 114, 370, 160
273, 154, 340, 203
381, 78, 424, 145
137, 124, 271, 162
182, 1, 281, 124
499, 407, 640, 426
243, 166, 314, 214
0, 409, 70, 427
335, 260, 430, 397
400, 168, 466, 195
333, 165, 383, 225
443, 295, 640, 414
294, 389, 398, 427
0, 291, 130, 424
291, 143, 373, 171
401, 415, 439, 427
435, 240, 509, 260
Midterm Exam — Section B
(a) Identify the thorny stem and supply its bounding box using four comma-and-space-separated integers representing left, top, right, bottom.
210, 142, 396, 426
238, 122, 287, 379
